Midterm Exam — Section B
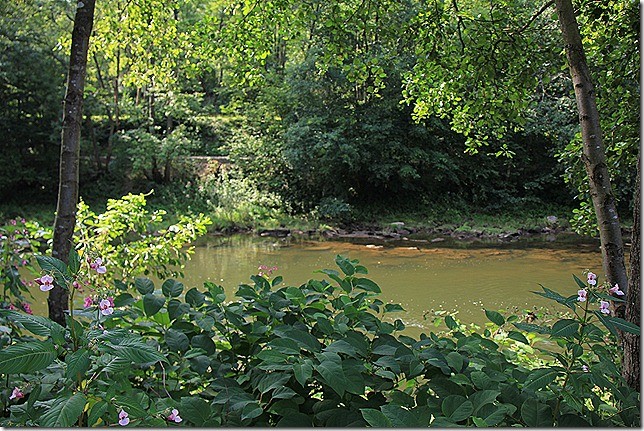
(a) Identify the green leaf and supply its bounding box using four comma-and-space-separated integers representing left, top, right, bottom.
191, 334, 216, 355
294, 360, 313, 387
162, 279, 184, 298
87, 400, 108, 426
550, 319, 579, 338
361, 408, 393, 427
572, 274, 587, 289
65, 348, 91, 380
445, 315, 458, 330
68, 248, 81, 275
522, 368, 560, 392
532, 285, 575, 309
135, 277, 155, 295
315, 352, 346, 397
274, 325, 321, 352
4, 311, 65, 337
186, 287, 206, 306
165, 329, 190, 352
601, 316, 640, 334
381, 404, 424, 427
520, 398, 552, 427
143, 294, 165, 316
180, 397, 211, 426
384, 303, 405, 313
513, 322, 550, 334
508, 330, 530, 344
108, 339, 167, 364
442, 395, 474, 422
446, 351, 464, 372
485, 310, 505, 326
36, 255, 70, 284
39, 392, 86, 427
0, 341, 57, 373
241, 402, 263, 420
469, 390, 500, 414
335, 255, 355, 276
354, 278, 381, 293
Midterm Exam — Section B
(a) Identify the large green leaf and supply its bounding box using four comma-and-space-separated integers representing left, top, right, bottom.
293, 360, 313, 387
65, 348, 91, 381
162, 279, 184, 298
361, 408, 392, 427
107, 339, 167, 364
36, 255, 70, 285
335, 255, 355, 276
181, 397, 211, 426
0, 341, 57, 374
315, 352, 346, 397
5, 311, 65, 337
274, 325, 321, 352
354, 278, 381, 293
485, 310, 505, 326
522, 368, 560, 392
550, 319, 579, 338
165, 329, 190, 352
39, 393, 86, 427
143, 293, 165, 316
135, 277, 155, 295
441, 395, 474, 422
87, 400, 108, 426
601, 316, 640, 334
520, 398, 552, 427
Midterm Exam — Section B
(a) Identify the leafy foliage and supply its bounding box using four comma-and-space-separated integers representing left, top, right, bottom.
0, 253, 638, 427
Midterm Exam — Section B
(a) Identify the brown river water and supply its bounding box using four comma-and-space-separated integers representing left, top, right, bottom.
29, 233, 606, 338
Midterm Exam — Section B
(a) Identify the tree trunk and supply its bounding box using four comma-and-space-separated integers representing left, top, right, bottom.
554, 0, 628, 294
622, 154, 640, 390
49, 0, 96, 326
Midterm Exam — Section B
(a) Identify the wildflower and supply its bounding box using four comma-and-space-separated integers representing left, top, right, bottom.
22, 303, 32, 315
90, 258, 107, 274
581, 365, 589, 372
167, 408, 182, 423
7, 304, 16, 311
83, 297, 93, 308
577, 289, 587, 302
38, 274, 55, 291
587, 272, 597, 286
99, 299, 113, 316
9, 387, 24, 400
599, 300, 610, 315
609, 284, 625, 296
118, 410, 130, 426
9, 219, 16, 225
20, 259, 27, 266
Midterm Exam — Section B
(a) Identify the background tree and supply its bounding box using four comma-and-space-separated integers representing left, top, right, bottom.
50, 0, 96, 326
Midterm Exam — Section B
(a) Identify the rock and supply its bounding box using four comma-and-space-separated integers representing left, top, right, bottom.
259, 229, 291, 238
431, 237, 445, 243
390, 222, 405, 227
365, 244, 383, 249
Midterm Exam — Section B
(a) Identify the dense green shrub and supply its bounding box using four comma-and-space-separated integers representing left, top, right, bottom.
0, 252, 638, 427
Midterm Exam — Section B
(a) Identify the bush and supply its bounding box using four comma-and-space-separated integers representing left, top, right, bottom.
0, 255, 639, 427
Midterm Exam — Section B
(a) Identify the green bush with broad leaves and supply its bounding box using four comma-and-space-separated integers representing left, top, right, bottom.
0, 253, 639, 427
75, 193, 211, 296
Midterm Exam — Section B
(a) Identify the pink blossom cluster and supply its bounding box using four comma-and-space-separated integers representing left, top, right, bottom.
258, 264, 278, 277
167, 408, 182, 423
9, 387, 24, 400
89, 257, 107, 274
118, 409, 129, 426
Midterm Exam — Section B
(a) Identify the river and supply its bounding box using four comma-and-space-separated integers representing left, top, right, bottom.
180, 233, 603, 337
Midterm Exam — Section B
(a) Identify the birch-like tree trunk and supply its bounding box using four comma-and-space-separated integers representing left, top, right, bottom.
49, 0, 96, 326
554, 0, 628, 294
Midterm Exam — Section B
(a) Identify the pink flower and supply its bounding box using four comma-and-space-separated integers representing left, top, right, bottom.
7, 304, 16, 311
9, 387, 24, 400
90, 258, 107, 274
83, 297, 93, 308
577, 289, 587, 302
22, 303, 32, 315
118, 409, 129, 426
167, 408, 182, 423
581, 365, 589, 372
38, 274, 54, 292
587, 272, 597, 286
107, 297, 114, 307
99, 299, 113, 316
599, 300, 610, 315
609, 284, 625, 296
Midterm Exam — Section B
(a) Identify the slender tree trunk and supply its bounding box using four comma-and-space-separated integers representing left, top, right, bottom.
50, 0, 96, 326
622, 154, 640, 390
554, 0, 628, 294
